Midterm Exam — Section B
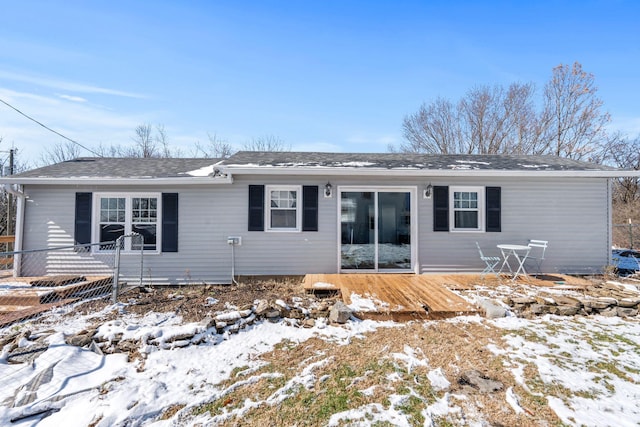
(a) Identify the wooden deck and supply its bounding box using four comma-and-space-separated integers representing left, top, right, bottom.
303, 273, 594, 321
0, 276, 113, 327
303, 274, 480, 320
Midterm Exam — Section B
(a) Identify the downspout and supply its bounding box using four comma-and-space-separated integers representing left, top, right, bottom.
1, 184, 24, 277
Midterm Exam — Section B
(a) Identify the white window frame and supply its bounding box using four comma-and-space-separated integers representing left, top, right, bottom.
93, 192, 162, 252
449, 186, 485, 232
265, 185, 302, 232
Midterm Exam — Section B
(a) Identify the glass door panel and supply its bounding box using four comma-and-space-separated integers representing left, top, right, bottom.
340, 192, 375, 269
340, 190, 412, 271
378, 192, 411, 270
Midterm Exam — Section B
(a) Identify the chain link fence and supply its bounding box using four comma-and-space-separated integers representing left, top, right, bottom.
0, 234, 144, 328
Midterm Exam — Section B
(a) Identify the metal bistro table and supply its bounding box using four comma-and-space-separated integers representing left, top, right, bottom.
497, 244, 531, 281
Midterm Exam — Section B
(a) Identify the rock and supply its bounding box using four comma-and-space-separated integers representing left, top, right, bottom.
329, 301, 352, 324
554, 305, 580, 316
302, 318, 316, 328
458, 370, 503, 393
115, 339, 138, 353
264, 310, 281, 322
214, 320, 228, 331
309, 308, 329, 319
165, 332, 196, 343
215, 311, 242, 322
618, 298, 640, 308
288, 307, 305, 320
477, 298, 507, 319
66, 333, 94, 347
254, 300, 270, 317
583, 298, 613, 310
617, 307, 638, 317
529, 304, 549, 315
599, 307, 618, 317
511, 297, 536, 305
201, 316, 216, 329
552, 295, 582, 308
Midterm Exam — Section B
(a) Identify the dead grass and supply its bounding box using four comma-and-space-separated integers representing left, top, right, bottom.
189, 321, 561, 426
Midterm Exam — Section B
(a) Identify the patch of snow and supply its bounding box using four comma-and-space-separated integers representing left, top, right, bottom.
505, 387, 524, 414
428, 368, 451, 391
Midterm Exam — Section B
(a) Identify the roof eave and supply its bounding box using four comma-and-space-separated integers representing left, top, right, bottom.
220, 166, 638, 178
0, 176, 234, 185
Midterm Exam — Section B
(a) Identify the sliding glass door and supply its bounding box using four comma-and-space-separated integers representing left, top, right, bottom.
340, 188, 413, 272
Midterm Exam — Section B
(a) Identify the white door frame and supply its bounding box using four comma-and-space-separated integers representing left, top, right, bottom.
337, 186, 418, 273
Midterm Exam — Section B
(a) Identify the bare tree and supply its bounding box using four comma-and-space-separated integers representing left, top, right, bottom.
128, 123, 158, 158
401, 83, 538, 155
397, 62, 615, 161
401, 97, 461, 154
242, 135, 291, 152
39, 141, 83, 165
193, 133, 235, 158
540, 62, 613, 161
610, 135, 640, 204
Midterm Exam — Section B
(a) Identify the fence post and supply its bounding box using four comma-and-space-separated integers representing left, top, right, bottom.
629, 219, 634, 250
112, 237, 122, 304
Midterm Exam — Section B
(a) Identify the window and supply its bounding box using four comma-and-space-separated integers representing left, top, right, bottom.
266, 186, 301, 231
450, 186, 484, 232
95, 193, 161, 251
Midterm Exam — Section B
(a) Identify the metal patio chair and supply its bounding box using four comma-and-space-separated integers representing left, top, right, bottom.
525, 239, 548, 277
476, 241, 501, 279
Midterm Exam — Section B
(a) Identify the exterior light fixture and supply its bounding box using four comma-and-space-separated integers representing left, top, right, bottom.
324, 182, 333, 198
424, 183, 433, 199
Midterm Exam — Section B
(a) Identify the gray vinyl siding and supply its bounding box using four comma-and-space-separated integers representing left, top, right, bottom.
18, 175, 611, 283
418, 177, 610, 274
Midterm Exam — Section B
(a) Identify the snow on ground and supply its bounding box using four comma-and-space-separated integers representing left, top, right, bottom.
490, 315, 640, 426
0, 294, 639, 426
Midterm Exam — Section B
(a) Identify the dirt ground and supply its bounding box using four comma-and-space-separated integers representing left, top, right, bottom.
78, 277, 311, 322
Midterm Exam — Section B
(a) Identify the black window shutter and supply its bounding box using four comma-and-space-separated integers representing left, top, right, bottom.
302, 186, 319, 231
433, 186, 449, 232
486, 186, 501, 232
248, 185, 265, 231
162, 193, 179, 252
74, 192, 92, 245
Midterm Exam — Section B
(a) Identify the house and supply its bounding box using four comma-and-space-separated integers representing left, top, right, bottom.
0, 151, 636, 284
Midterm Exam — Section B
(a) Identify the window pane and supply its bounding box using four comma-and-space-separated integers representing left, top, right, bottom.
271, 210, 297, 228
132, 197, 158, 224
100, 224, 124, 243
455, 211, 478, 229
132, 224, 157, 250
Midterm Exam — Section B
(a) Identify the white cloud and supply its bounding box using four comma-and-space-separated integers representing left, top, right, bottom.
0, 87, 147, 164
57, 94, 87, 103
0, 70, 147, 99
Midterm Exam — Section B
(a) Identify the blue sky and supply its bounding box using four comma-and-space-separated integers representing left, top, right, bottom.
1, 0, 639, 165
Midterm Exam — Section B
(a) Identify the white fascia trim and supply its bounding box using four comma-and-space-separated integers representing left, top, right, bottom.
0, 176, 234, 186
221, 166, 640, 178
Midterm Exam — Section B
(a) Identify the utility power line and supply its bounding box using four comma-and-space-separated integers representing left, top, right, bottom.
0, 97, 102, 156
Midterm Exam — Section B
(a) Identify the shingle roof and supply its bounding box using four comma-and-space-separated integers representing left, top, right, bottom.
3, 151, 631, 183
13, 157, 221, 179
223, 151, 619, 171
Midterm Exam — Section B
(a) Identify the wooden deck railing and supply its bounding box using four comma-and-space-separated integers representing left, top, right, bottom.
0, 235, 15, 268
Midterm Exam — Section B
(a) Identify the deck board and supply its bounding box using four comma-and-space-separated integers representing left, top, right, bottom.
304, 274, 479, 320
0, 276, 113, 326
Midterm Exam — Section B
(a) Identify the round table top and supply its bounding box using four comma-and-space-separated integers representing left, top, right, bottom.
497, 244, 530, 251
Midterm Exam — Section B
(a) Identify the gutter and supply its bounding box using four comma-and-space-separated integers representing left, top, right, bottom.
219, 166, 640, 179
0, 175, 234, 186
